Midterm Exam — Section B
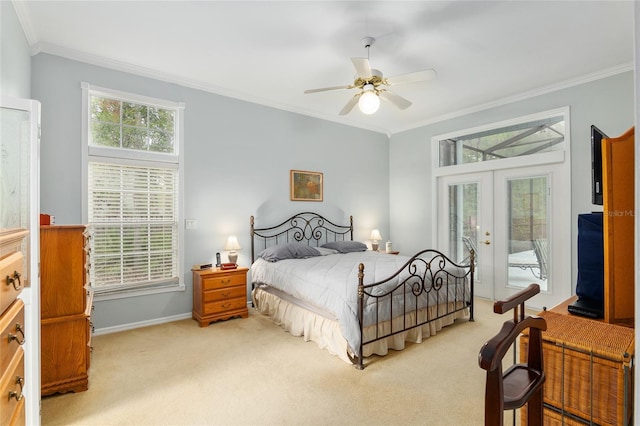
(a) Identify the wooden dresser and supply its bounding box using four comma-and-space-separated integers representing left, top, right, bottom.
40, 225, 93, 396
192, 267, 249, 326
0, 230, 29, 425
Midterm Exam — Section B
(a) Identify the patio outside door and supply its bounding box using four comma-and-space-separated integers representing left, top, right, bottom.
438, 163, 571, 308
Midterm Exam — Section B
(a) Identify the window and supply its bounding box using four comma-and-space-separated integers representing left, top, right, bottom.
438, 114, 565, 167
82, 83, 184, 297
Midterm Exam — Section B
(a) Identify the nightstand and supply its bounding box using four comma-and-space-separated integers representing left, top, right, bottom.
192, 267, 249, 327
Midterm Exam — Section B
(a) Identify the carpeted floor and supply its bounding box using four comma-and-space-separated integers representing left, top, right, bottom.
41, 298, 519, 425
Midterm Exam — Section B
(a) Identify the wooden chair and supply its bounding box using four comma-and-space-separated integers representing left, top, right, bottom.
478, 284, 547, 425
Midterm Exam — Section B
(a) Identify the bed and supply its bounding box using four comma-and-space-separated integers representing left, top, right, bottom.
250, 212, 475, 369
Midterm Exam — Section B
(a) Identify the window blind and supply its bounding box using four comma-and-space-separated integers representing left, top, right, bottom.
87, 161, 178, 294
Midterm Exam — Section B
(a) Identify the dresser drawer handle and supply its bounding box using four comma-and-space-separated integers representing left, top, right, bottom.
221, 303, 231, 309
5, 271, 22, 291
221, 292, 231, 297
8, 323, 25, 345
8, 376, 24, 402
220, 279, 231, 285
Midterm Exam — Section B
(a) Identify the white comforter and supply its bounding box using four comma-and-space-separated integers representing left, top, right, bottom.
250, 251, 469, 356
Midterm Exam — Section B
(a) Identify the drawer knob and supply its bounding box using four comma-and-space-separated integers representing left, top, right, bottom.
8, 323, 25, 345
8, 376, 24, 402
5, 271, 22, 291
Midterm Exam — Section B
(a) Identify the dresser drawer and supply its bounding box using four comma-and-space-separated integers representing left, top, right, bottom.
202, 273, 245, 291
0, 300, 25, 375
203, 286, 246, 303
203, 297, 247, 315
0, 348, 24, 426
8, 397, 24, 426
0, 251, 24, 313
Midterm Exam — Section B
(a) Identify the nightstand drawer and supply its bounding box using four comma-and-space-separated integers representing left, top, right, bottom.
203, 297, 247, 315
201, 273, 246, 290
203, 286, 246, 303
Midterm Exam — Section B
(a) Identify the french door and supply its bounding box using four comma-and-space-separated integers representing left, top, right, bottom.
437, 164, 571, 308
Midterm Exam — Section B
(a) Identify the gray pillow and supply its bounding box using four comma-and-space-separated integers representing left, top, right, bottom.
258, 242, 321, 262
320, 241, 367, 253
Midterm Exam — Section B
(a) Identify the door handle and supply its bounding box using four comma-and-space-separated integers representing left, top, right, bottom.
482, 240, 491, 245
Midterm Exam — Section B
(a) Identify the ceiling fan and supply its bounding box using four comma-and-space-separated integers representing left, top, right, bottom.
304, 36, 437, 115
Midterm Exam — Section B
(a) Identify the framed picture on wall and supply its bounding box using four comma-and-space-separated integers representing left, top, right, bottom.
290, 170, 323, 201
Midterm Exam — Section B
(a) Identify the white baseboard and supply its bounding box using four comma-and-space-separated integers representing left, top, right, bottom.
93, 312, 192, 336
93, 301, 253, 336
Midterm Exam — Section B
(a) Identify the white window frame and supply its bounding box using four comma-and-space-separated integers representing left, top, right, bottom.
81, 82, 185, 300
432, 107, 569, 177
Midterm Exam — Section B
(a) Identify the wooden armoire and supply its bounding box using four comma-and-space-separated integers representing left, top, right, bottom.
40, 225, 93, 395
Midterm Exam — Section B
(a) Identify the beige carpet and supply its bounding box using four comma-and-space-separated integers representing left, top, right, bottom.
41, 298, 520, 425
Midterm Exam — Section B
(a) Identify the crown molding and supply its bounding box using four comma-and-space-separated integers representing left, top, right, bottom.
390, 62, 635, 135
11, 0, 37, 45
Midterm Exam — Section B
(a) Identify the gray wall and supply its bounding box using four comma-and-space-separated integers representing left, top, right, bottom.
31, 53, 390, 330
389, 71, 635, 293
0, 2, 31, 98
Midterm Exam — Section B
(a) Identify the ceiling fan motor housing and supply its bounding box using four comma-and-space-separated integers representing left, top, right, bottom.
354, 69, 384, 89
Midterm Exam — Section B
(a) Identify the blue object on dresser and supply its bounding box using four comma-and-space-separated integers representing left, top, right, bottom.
571, 212, 604, 318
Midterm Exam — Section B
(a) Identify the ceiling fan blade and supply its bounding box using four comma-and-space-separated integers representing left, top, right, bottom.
304, 85, 352, 94
351, 57, 372, 79
339, 94, 360, 116
379, 90, 412, 110
385, 69, 437, 86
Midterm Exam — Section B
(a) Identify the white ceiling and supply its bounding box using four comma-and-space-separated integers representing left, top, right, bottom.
13, 1, 635, 135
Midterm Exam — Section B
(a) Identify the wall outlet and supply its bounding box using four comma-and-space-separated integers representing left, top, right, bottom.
185, 219, 197, 229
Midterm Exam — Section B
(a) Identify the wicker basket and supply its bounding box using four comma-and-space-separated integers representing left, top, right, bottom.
520, 310, 634, 426
522, 405, 586, 426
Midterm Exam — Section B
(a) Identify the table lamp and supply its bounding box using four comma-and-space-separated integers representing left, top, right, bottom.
370, 229, 382, 252
224, 235, 241, 264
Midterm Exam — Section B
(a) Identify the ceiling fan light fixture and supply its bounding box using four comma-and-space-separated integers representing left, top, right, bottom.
358, 84, 379, 115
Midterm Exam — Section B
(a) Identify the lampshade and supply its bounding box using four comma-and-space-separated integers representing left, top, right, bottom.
224, 235, 242, 251
358, 85, 380, 115
370, 229, 382, 242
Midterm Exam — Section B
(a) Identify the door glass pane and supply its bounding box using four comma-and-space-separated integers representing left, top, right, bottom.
447, 182, 478, 266
507, 176, 548, 290
0, 107, 30, 232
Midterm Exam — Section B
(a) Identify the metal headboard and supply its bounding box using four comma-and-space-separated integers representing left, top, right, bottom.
250, 212, 353, 263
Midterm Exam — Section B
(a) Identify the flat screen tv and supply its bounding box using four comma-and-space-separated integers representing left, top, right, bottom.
591, 125, 608, 205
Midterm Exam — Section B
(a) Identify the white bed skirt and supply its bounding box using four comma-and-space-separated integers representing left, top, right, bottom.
252, 287, 469, 364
